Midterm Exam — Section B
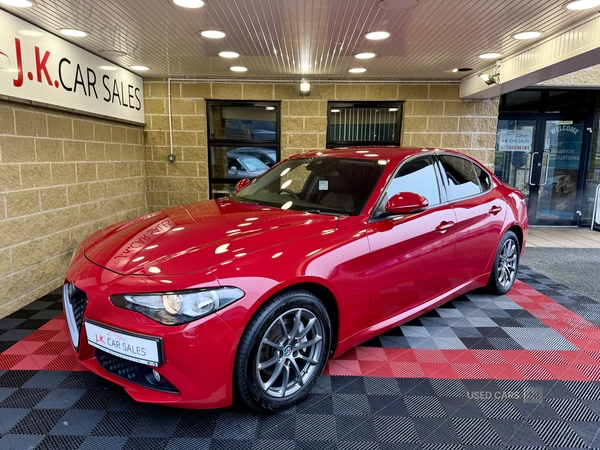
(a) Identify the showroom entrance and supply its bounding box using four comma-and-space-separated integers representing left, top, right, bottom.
494, 89, 598, 226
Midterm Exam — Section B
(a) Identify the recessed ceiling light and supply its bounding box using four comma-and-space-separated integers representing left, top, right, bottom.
201, 30, 226, 39
59, 29, 87, 37
0, 0, 34, 6
388, 107, 399, 112
513, 31, 542, 40
349, 67, 367, 73
446, 67, 473, 73
99, 49, 127, 57
219, 51, 239, 58
18, 29, 43, 37
230, 66, 248, 72
331, 109, 341, 113
355, 52, 376, 59
365, 31, 390, 40
100, 65, 118, 71
173, 0, 204, 8
265, 106, 275, 111
565, 0, 600, 10
131, 65, 149, 71
479, 52, 501, 59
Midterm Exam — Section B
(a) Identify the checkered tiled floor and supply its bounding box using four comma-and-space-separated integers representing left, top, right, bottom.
0, 267, 599, 449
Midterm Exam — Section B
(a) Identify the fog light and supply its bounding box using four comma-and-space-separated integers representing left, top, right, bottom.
152, 369, 161, 383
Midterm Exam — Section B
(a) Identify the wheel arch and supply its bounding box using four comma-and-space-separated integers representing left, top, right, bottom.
278, 282, 340, 356
507, 224, 524, 253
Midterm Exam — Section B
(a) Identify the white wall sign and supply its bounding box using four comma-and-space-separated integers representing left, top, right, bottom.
497, 130, 533, 152
0, 10, 144, 124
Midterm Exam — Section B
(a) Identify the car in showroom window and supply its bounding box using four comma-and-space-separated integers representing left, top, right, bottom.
63, 147, 528, 412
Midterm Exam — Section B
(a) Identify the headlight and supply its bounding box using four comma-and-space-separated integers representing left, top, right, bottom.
111, 287, 245, 325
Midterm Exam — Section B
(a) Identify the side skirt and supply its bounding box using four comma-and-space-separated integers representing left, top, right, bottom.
333, 274, 488, 357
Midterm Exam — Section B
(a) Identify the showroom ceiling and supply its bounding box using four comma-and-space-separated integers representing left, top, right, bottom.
2, 0, 600, 82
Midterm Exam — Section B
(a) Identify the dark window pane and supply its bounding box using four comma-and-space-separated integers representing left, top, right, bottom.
546, 90, 595, 114
207, 101, 280, 199
502, 91, 541, 113
211, 146, 275, 180
209, 106, 277, 141
327, 103, 402, 146
473, 163, 492, 191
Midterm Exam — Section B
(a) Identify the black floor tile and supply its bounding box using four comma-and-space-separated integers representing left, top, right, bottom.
0, 268, 596, 449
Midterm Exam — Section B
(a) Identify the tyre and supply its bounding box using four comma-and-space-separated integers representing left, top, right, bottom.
487, 230, 519, 295
234, 290, 331, 412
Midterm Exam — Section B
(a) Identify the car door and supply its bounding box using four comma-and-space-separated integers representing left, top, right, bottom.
437, 154, 507, 286
367, 155, 456, 325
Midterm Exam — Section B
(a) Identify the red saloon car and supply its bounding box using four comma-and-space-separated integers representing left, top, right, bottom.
63, 147, 528, 412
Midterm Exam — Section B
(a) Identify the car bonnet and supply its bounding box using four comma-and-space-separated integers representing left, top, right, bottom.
83, 199, 338, 276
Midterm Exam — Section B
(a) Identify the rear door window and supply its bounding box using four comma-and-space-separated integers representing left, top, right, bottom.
438, 155, 483, 201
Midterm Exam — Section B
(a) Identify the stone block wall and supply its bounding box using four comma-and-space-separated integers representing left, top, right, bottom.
144, 80, 499, 211
0, 100, 146, 316
538, 64, 600, 87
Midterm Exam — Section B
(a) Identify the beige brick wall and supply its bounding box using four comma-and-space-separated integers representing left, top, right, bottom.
0, 100, 146, 316
538, 64, 600, 87
144, 80, 499, 211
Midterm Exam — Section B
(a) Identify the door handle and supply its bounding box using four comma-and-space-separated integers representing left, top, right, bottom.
489, 205, 503, 215
435, 221, 455, 233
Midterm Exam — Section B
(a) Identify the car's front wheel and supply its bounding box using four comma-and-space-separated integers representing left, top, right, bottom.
234, 290, 331, 412
487, 230, 520, 295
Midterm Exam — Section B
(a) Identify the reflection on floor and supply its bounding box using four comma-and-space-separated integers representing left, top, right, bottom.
0, 267, 599, 449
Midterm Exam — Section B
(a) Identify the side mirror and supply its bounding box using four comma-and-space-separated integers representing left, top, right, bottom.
234, 178, 251, 192
385, 192, 429, 214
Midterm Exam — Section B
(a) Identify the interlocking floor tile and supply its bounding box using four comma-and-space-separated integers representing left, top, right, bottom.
0, 269, 598, 448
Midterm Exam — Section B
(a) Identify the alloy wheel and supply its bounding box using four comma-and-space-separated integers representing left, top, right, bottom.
497, 238, 517, 289
255, 308, 324, 399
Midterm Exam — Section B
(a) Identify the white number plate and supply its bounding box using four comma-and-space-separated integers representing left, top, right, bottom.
84, 321, 163, 367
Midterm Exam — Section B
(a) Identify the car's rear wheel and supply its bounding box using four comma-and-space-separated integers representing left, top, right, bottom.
487, 230, 519, 295
234, 290, 331, 412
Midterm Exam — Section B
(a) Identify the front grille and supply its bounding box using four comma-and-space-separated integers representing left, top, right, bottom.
69, 288, 87, 335
63, 282, 88, 351
97, 350, 139, 380
96, 350, 179, 394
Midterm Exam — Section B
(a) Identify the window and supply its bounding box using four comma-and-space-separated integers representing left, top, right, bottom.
473, 162, 492, 192
207, 101, 280, 198
500, 89, 597, 115
377, 156, 441, 212
327, 102, 403, 147
232, 156, 385, 216
439, 155, 485, 200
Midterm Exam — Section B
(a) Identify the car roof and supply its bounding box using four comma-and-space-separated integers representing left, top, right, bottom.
293, 146, 469, 165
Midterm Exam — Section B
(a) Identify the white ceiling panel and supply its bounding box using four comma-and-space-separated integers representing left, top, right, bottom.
2, 0, 600, 81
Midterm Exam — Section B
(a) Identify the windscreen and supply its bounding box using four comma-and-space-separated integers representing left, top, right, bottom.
231, 157, 386, 216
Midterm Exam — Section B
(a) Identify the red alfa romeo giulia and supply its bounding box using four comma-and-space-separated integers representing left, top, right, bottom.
63, 147, 528, 411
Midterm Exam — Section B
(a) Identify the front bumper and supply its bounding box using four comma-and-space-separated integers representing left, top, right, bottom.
63, 259, 240, 409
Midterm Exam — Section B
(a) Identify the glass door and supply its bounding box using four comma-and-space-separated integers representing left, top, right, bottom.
495, 118, 587, 225
535, 120, 585, 224
494, 118, 537, 213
